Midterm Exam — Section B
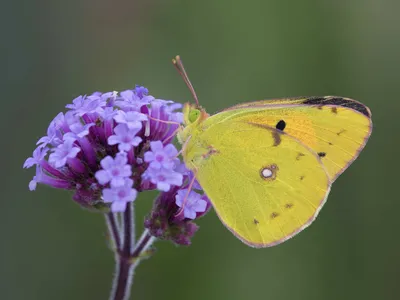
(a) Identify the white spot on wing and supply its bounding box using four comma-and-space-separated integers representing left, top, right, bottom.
261, 168, 273, 178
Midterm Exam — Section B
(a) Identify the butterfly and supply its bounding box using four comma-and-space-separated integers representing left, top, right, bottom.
173, 56, 372, 247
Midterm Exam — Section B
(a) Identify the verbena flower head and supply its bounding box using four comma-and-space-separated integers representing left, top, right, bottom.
24, 85, 210, 244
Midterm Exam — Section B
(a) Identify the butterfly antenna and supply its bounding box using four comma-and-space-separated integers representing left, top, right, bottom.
172, 55, 200, 107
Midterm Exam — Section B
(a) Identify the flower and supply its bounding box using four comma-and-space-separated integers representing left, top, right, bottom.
143, 166, 183, 192
36, 112, 65, 147
102, 178, 137, 212
107, 124, 142, 152
134, 85, 149, 98
114, 110, 148, 130
24, 85, 211, 244
116, 90, 152, 111
23, 146, 49, 169
95, 153, 132, 187
175, 189, 208, 220
63, 121, 94, 141
144, 141, 178, 170
48, 139, 81, 168
98, 106, 118, 120
66, 95, 102, 116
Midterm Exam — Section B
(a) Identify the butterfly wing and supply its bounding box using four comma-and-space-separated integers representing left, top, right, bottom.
205, 96, 372, 181
184, 120, 331, 247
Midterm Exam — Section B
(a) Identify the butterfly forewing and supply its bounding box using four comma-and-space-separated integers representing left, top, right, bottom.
205, 96, 372, 181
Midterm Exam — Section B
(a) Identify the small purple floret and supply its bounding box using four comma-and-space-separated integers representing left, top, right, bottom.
49, 139, 81, 168
95, 153, 132, 187
175, 189, 208, 220
116, 90, 151, 111
114, 110, 148, 130
135, 85, 149, 98
37, 112, 65, 147
143, 167, 183, 192
64, 122, 94, 141
144, 141, 178, 170
107, 124, 142, 152
23, 146, 49, 169
102, 178, 137, 212
66, 95, 101, 116
98, 106, 118, 120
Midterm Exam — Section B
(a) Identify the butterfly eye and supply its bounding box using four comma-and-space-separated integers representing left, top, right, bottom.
188, 109, 200, 123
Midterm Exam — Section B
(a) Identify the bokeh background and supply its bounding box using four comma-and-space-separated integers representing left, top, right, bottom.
2, 0, 400, 299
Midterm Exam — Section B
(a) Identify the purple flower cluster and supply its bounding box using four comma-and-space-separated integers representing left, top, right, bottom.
23, 86, 210, 243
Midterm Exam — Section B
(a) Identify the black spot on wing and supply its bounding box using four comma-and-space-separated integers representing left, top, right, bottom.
276, 120, 286, 131
303, 97, 371, 117
318, 152, 326, 157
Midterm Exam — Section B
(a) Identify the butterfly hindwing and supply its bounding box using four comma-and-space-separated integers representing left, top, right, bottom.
184, 120, 331, 247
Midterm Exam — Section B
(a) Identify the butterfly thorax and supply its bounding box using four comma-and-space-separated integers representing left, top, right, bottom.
177, 103, 211, 170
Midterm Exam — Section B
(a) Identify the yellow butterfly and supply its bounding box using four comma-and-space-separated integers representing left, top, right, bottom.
173, 56, 372, 247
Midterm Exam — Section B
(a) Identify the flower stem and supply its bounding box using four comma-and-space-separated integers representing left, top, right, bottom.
110, 202, 134, 300
108, 203, 156, 300
105, 213, 121, 251
111, 257, 134, 300
106, 203, 155, 300
123, 201, 134, 255
131, 230, 155, 260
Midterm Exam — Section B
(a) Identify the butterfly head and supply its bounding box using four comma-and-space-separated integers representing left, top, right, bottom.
177, 103, 209, 145
183, 103, 209, 125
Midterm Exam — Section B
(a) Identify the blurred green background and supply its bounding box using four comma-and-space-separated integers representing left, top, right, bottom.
2, 0, 400, 299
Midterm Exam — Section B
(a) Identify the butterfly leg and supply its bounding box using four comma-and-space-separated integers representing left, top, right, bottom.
145, 115, 183, 145
147, 115, 182, 126
162, 125, 185, 146
174, 135, 192, 159
174, 170, 197, 218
